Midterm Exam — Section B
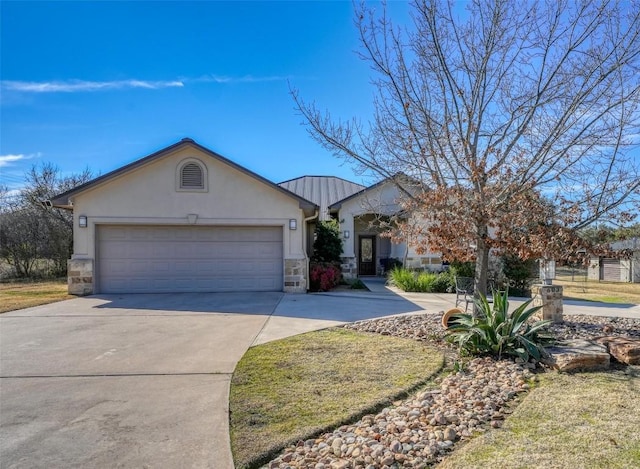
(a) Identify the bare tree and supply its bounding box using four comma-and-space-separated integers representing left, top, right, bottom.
293, 0, 640, 296
0, 163, 92, 278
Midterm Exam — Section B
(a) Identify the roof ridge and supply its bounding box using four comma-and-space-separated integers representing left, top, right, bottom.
278, 175, 366, 187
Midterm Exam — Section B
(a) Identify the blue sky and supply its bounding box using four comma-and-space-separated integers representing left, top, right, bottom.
1, 1, 411, 192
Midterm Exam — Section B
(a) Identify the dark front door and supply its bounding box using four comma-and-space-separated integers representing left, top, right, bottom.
358, 235, 376, 276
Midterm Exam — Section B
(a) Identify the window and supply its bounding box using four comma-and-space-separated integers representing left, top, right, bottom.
177, 159, 207, 192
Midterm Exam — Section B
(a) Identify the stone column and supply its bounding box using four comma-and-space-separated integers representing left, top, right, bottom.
532, 284, 563, 323
284, 258, 307, 293
340, 257, 357, 279
68, 258, 94, 296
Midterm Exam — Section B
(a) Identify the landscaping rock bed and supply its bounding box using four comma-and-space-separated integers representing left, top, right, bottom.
265, 357, 530, 469
263, 312, 640, 469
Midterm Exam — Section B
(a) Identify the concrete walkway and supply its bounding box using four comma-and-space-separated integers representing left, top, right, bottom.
359, 277, 640, 319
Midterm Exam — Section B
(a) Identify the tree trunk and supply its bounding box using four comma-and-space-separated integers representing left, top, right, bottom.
474, 225, 490, 316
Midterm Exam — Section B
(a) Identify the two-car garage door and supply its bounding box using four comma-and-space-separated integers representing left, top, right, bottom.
97, 225, 283, 293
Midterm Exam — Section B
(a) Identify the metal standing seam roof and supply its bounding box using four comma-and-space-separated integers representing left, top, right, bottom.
278, 176, 366, 221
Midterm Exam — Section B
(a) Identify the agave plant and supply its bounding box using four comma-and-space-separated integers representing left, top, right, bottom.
445, 288, 555, 362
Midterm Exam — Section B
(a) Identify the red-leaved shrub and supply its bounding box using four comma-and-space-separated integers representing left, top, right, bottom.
309, 263, 341, 292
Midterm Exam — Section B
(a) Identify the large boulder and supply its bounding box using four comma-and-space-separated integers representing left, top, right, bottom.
543, 339, 610, 372
596, 336, 640, 365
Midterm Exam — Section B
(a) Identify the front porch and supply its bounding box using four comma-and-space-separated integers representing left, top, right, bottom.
340, 214, 405, 279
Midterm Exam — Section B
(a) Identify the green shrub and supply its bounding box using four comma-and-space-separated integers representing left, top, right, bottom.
416, 272, 438, 292
445, 289, 555, 362
388, 267, 454, 293
312, 220, 343, 263
503, 254, 537, 297
431, 270, 454, 292
388, 267, 417, 291
449, 261, 475, 278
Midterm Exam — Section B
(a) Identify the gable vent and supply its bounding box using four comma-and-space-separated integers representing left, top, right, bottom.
181, 163, 204, 189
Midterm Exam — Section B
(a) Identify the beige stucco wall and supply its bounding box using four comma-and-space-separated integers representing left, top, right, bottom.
69, 145, 307, 264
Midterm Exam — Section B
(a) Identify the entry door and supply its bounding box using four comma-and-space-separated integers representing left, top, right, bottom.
358, 235, 376, 276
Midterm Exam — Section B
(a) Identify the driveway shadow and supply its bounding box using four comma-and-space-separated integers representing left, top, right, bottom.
272, 291, 427, 322
89, 289, 426, 322
91, 292, 284, 315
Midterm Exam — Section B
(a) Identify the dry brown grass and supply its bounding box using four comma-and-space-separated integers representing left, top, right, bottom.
230, 328, 444, 469
0, 280, 71, 313
438, 369, 640, 469
554, 278, 640, 304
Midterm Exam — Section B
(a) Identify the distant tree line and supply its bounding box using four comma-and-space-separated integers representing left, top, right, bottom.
579, 224, 640, 245
0, 163, 92, 279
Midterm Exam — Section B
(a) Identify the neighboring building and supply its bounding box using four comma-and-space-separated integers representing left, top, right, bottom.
587, 238, 640, 283
50, 139, 441, 295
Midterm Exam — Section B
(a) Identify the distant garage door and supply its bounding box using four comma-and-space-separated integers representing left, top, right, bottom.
97, 225, 283, 293
601, 258, 621, 282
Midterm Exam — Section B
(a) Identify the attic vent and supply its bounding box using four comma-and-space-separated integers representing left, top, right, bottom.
180, 163, 204, 189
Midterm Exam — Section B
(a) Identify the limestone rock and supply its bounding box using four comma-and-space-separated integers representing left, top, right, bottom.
543, 339, 610, 372
596, 336, 640, 365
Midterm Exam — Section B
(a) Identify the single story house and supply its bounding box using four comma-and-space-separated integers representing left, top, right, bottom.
50, 138, 439, 295
587, 238, 640, 283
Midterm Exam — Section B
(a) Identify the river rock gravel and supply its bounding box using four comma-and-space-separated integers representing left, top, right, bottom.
262, 312, 640, 469
264, 357, 530, 469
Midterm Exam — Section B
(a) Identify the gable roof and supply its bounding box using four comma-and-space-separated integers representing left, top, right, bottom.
278, 176, 365, 221
328, 172, 419, 210
50, 138, 318, 213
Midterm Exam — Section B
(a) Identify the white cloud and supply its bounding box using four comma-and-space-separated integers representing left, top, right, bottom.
0, 153, 40, 167
191, 74, 292, 84
1, 75, 298, 95
1, 79, 184, 93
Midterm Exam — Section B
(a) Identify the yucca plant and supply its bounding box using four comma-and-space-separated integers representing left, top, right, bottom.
445, 289, 555, 362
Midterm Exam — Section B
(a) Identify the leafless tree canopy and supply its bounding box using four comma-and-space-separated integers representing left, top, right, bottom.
0, 163, 92, 278
293, 0, 640, 294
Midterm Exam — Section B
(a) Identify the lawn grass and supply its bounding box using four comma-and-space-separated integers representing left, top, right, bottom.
229, 327, 444, 469
554, 277, 640, 305
438, 368, 640, 469
0, 280, 71, 313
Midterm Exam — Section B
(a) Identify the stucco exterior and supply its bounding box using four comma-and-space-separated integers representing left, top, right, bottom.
53, 140, 316, 294
334, 179, 441, 276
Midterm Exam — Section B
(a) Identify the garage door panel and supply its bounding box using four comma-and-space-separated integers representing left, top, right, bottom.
97, 225, 283, 293
602, 258, 621, 282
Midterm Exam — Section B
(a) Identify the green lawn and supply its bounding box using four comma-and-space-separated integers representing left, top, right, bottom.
438, 369, 640, 469
0, 280, 71, 313
554, 278, 640, 305
229, 328, 445, 469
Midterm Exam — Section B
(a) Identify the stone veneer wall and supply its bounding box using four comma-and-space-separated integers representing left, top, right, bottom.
68, 258, 94, 296
284, 258, 307, 293
532, 284, 563, 323
340, 257, 357, 279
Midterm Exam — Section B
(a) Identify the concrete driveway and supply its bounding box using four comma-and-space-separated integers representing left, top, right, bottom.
0, 288, 427, 469
0, 293, 285, 469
